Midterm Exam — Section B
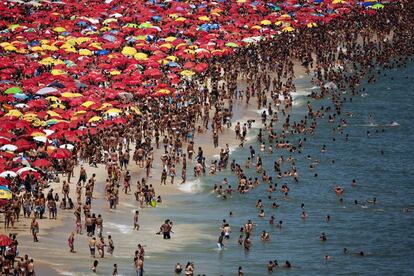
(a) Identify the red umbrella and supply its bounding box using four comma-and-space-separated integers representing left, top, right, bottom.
50, 148, 72, 159
32, 159, 52, 168
0, 234, 12, 247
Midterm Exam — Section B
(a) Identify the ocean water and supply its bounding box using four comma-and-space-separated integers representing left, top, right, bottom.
140, 64, 414, 275
20, 64, 414, 275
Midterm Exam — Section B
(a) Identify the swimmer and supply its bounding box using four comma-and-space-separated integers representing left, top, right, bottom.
352, 179, 357, 187
335, 186, 344, 195
319, 232, 327, 241
301, 211, 308, 220
260, 230, 270, 241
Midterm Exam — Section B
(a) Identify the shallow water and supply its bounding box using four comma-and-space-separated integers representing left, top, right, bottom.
20, 63, 414, 275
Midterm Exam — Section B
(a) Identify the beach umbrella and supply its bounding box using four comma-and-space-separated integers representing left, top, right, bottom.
260, 20, 272, 26
371, 3, 384, 9
49, 148, 71, 159
324, 82, 338, 89
225, 42, 239, 48
53, 27, 66, 33
282, 26, 295, 32
32, 159, 52, 168
16, 167, 37, 175
13, 93, 28, 100
0, 144, 17, 151
33, 136, 47, 143
0, 171, 17, 178
36, 87, 58, 95
60, 144, 75, 151
4, 87, 22, 95
0, 234, 13, 247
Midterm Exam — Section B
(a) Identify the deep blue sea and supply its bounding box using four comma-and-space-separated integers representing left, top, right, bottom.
144, 62, 414, 275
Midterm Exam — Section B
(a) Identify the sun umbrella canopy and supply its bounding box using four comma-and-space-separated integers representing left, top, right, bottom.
4, 87, 22, 95
0, 234, 13, 246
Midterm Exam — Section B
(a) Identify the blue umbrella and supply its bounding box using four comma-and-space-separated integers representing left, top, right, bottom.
13, 93, 28, 100
103, 34, 117, 42
152, 16, 162, 22
77, 21, 88, 27
167, 62, 180, 67
48, 81, 65, 88
96, 49, 109, 55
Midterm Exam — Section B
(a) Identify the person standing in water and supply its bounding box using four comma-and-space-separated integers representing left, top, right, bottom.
134, 211, 140, 231
217, 231, 225, 249
68, 232, 75, 253
30, 218, 39, 242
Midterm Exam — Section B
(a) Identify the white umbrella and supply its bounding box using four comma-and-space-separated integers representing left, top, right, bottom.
0, 144, 17, 151
15, 103, 29, 109
33, 136, 47, 143
36, 87, 58, 95
0, 171, 17, 178
44, 129, 55, 136
324, 82, 338, 90
16, 167, 37, 175
60, 144, 74, 151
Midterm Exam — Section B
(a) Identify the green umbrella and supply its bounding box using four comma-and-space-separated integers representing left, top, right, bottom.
372, 3, 385, 10
4, 87, 22, 95
225, 42, 239, 48
138, 22, 153, 29
271, 6, 281, 11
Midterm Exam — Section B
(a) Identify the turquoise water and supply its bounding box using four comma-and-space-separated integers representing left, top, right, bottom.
143, 63, 414, 275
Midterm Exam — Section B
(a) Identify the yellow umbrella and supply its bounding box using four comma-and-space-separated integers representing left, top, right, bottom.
332, 0, 346, 4
74, 110, 86, 116
165, 37, 177, 42
88, 116, 102, 123
282, 26, 295, 32
81, 101, 95, 108
53, 27, 66, 33
50, 103, 66, 109
198, 16, 210, 21
104, 108, 122, 114
157, 89, 171, 95
5, 109, 22, 117
51, 69, 67, 76
175, 17, 186, 22
89, 42, 102, 50
31, 131, 45, 137
110, 70, 121, 76
61, 92, 82, 98
175, 43, 187, 49
46, 110, 61, 117
30, 46, 44, 52
46, 96, 60, 102
261, 20, 272, 25
39, 57, 64, 66
180, 70, 195, 77
159, 43, 173, 49
166, 55, 178, 61
79, 49, 93, 56
98, 103, 112, 110
307, 22, 318, 28
251, 25, 262, 30
121, 46, 137, 56
130, 106, 142, 115
134, 52, 148, 61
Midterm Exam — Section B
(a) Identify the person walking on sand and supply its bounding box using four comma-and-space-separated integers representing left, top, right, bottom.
30, 218, 39, 242
68, 232, 75, 253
